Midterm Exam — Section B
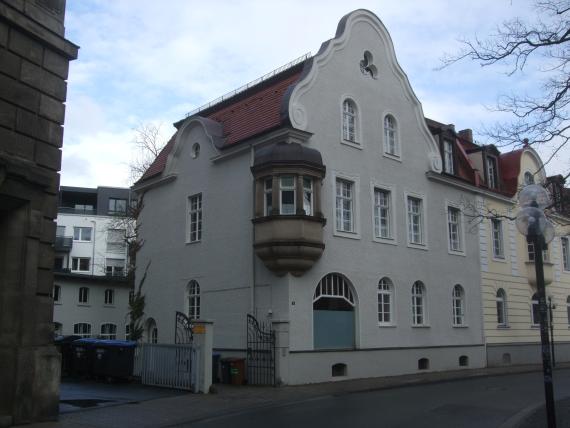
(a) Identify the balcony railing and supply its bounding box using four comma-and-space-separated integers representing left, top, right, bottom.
58, 206, 97, 215
54, 236, 73, 252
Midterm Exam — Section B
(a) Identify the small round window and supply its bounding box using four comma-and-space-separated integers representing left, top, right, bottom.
191, 143, 200, 159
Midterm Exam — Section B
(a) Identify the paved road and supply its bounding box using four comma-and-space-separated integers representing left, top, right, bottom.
180, 369, 570, 428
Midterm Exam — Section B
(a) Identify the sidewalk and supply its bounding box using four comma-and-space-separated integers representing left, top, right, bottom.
31, 364, 569, 428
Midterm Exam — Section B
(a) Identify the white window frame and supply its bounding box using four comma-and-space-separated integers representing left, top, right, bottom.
303, 176, 313, 216
188, 280, 200, 320
279, 175, 296, 215
491, 219, 505, 260
452, 285, 466, 326
411, 281, 427, 326
73, 226, 92, 242
104, 288, 115, 306
264, 177, 273, 216
382, 114, 400, 159
72, 257, 90, 272
100, 323, 117, 340
561, 237, 570, 272
187, 193, 203, 243
405, 191, 427, 249
73, 323, 91, 338
446, 202, 465, 255
486, 156, 498, 189
333, 172, 360, 239
78, 286, 89, 304
341, 98, 359, 145
378, 277, 394, 326
371, 182, 396, 245
496, 288, 508, 327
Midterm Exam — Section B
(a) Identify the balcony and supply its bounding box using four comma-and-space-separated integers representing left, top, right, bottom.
58, 206, 96, 215
54, 236, 73, 252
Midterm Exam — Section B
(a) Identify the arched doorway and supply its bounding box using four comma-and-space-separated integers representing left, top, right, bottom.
313, 273, 356, 349
145, 318, 158, 344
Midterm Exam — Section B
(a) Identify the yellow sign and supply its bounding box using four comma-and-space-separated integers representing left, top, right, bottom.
192, 325, 206, 334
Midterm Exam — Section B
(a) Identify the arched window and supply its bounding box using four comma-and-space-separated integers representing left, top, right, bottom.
566, 296, 570, 326
100, 323, 117, 340
452, 285, 465, 326
524, 171, 535, 185
73, 323, 91, 338
342, 99, 357, 143
496, 289, 507, 326
78, 287, 89, 304
146, 318, 158, 344
378, 277, 393, 325
313, 273, 356, 349
411, 281, 426, 326
384, 115, 398, 156
531, 293, 540, 325
188, 280, 200, 320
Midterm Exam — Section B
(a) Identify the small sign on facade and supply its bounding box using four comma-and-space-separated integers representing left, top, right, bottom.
192, 325, 206, 334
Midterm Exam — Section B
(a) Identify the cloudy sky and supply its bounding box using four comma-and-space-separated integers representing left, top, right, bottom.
61, 0, 568, 188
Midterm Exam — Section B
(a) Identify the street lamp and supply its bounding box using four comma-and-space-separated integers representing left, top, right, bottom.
516, 184, 557, 428
548, 296, 556, 368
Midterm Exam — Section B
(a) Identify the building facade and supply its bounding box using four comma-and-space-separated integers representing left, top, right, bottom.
134, 10, 489, 385
53, 186, 132, 341
0, 0, 77, 425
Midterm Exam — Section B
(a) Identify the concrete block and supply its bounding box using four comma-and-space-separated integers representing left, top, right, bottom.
0, 126, 35, 161
39, 94, 64, 124
24, 1, 65, 36
0, 47, 21, 78
30, 346, 60, 421
43, 49, 68, 79
21, 60, 66, 100
28, 209, 42, 239
0, 348, 16, 420
42, 193, 57, 220
37, 242, 53, 270
0, 21, 8, 47
0, 73, 40, 112
35, 141, 61, 171
40, 218, 56, 244
16, 108, 63, 147
8, 29, 43, 65
0, 98, 16, 128
45, 170, 60, 195
36, 268, 53, 296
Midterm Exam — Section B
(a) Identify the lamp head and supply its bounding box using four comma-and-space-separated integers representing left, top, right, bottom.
518, 184, 551, 209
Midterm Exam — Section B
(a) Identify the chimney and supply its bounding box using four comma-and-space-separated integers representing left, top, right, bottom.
458, 129, 473, 143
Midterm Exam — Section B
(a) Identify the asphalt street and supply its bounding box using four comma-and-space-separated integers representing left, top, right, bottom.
179, 369, 570, 428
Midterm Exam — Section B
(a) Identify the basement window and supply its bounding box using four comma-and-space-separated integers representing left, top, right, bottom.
332, 363, 347, 377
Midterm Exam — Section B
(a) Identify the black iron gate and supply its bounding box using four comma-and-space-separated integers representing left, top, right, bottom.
246, 314, 276, 386
175, 311, 194, 344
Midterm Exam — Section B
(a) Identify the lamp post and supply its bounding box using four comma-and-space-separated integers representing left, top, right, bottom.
548, 296, 556, 368
516, 184, 557, 428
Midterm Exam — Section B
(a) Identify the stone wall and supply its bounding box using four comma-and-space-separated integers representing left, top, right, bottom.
0, 0, 77, 425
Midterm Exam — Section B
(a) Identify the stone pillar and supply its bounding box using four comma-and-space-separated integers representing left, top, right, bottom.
191, 320, 214, 393
271, 320, 290, 385
0, 1, 77, 425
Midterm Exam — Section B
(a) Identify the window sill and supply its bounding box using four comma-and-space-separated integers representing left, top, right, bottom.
452, 325, 468, 328
372, 237, 397, 246
382, 152, 402, 162
71, 270, 91, 274
333, 230, 361, 240
497, 325, 510, 329
378, 324, 396, 328
77, 304, 91, 307
492, 256, 507, 263
412, 325, 430, 328
448, 250, 466, 257
407, 243, 428, 251
340, 139, 362, 150
185, 240, 202, 245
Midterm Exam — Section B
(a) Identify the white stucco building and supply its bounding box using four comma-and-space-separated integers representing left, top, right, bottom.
134, 9, 490, 384
53, 186, 133, 340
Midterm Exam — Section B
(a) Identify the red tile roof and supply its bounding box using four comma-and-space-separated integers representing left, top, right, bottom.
137, 64, 305, 184
499, 149, 523, 197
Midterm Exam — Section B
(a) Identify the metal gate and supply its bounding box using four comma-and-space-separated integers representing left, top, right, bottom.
246, 314, 276, 386
175, 311, 194, 344
137, 343, 199, 391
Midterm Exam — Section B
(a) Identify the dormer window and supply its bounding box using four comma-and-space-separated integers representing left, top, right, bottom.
524, 171, 535, 185
443, 140, 454, 174
486, 156, 498, 189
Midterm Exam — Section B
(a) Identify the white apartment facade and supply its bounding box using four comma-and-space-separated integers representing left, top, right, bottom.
53, 186, 133, 340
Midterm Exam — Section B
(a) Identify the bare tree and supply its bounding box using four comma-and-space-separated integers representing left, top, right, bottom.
441, 0, 570, 179
129, 123, 167, 183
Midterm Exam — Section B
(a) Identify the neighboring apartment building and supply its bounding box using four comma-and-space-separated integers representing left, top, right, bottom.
133, 9, 489, 385
53, 186, 132, 341
427, 120, 570, 366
